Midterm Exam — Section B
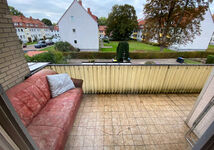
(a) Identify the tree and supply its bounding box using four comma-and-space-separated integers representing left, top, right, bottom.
143, 0, 213, 51
106, 4, 138, 41
98, 17, 107, 26
42, 18, 52, 26
9, 6, 23, 16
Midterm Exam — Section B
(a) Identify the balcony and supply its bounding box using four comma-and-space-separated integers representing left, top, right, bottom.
64, 94, 197, 150
42, 64, 212, 150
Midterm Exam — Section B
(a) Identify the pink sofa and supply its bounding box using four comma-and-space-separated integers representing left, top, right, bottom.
6, 69, 83, 150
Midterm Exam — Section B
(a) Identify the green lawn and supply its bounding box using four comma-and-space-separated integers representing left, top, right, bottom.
184, 59, 202, 64
207, 45, 214, 52
40, 45, 55, 51
101, 41, 173, 52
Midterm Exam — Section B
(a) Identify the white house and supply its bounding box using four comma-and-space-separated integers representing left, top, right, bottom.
12, 16, 57, 42
58, 0, 99, 51
170, 10, 214, 51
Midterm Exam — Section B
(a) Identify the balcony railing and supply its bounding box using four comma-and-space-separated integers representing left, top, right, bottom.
45, 64, 214, 94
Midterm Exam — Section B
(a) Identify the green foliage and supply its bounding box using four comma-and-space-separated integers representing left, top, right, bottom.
9, 6, 23, 16
41, 18, 52, 26
98, 17, 107, 26
206, 55, 214, 64
54, 41, 78, 52
25, 51, 66, 64
63, 51, 214, 59
106, 4, 138, 41
143, 0, 211, 51
103, 38, 109, 43
116, 41, 129, 62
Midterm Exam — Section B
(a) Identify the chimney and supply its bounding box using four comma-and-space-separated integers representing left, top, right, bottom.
78, 0, 82, 6
30, 16, 32, 20
88, 8, 91, 14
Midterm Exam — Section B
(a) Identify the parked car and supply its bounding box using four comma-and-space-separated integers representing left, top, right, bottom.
45, 39, 54, 45
22, 42, 27, 48
34, 40, 47, 48
52, 38, 61, 43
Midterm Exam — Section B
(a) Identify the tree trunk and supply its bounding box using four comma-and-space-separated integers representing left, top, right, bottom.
160, 46, 164, 51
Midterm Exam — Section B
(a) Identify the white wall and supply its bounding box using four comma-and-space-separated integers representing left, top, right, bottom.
170, 10, 214, 51
186, 68, 214, 138
59, 1, 99, 51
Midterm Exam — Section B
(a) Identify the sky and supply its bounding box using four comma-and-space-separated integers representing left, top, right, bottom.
7, 0, 214, 23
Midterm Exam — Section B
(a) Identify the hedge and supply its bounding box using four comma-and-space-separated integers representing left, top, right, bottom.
64, 51, 214, 59
206, 55, 214, 64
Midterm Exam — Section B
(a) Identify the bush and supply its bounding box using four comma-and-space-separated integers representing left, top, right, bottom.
145, 61, 156, 64
206, 55, 214, 64
54, 41, 78, 52
116, 41, 129, 62
63, 51, 214, 59
25, 50, 66, 64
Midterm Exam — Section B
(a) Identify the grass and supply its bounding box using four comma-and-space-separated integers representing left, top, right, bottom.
40, 45, 55, 51
26, 41, 37, 45
101, 41, 173, 52
184, 59, 202, 64
206, 45, 214, 52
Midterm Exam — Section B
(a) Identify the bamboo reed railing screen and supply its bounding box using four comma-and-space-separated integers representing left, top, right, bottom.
45, 65, 213, 94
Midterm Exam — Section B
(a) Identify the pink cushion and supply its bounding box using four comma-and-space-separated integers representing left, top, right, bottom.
25, 69, 57, 100
30, 88, 83, 131
27, 126, 65, 150
6, 69, 57, 126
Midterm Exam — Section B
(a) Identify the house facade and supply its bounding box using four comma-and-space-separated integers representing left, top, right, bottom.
12, 16, 59, 42
98, 25, 107, 39
58, 0, 99, 51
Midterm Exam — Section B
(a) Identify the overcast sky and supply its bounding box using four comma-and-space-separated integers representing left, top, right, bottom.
7, 0, 214, 23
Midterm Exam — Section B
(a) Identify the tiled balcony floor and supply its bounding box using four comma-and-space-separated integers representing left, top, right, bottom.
65, 94, 198, 150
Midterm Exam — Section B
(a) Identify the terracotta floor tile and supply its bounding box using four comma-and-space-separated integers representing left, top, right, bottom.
65, 94, 197, 150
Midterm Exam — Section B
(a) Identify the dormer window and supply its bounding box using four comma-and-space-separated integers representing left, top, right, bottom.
14, 22, 18, 26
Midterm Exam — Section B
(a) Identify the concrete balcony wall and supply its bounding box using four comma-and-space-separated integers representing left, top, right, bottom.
186, 68, 214, 138
0, 0, 30, 91
45, 65, 213, 94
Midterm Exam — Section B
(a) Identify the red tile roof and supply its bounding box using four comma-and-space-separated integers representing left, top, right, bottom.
12, 16, 48, 28
99, 25, 107, 31
53, 25, 59, 31
87, 8, 97, 22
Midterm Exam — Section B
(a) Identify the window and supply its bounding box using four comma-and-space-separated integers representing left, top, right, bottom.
74, 40, 77, 44
71, 16, 74, 20
14, 22, 18, 26
73, 29, 76, 32
20, 23, 22, 26
20, 35, 22, 39
21, 29, 23, 32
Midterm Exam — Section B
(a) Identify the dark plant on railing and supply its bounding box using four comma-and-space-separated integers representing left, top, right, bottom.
116, 41, 129, 62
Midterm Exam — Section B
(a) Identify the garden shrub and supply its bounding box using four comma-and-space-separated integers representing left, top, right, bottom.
63, 51, 214, 59
206, 55, 214, 64
25, 51, 66, 64
54, 41, 78, 52
145, 61, 156, 64
116, 41, 129, 62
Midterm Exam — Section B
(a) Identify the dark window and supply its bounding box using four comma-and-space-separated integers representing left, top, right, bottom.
73, 29, 76, 32
74, 40, 77, 44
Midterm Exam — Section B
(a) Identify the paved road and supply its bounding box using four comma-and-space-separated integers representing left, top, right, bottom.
23, 44, 52, 51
